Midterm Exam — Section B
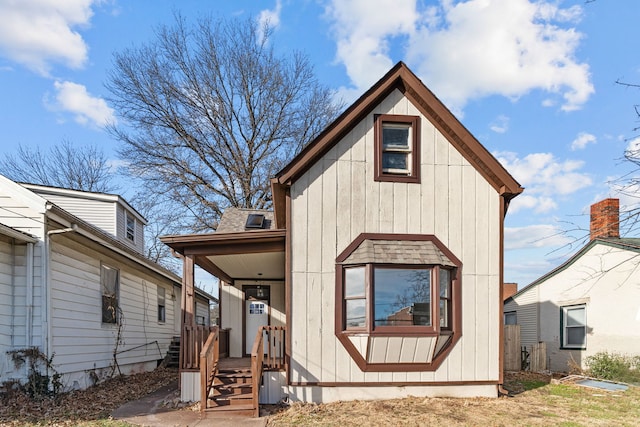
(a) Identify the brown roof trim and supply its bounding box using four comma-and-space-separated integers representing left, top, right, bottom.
160, 229, 286, 254
274, 62, 523, 200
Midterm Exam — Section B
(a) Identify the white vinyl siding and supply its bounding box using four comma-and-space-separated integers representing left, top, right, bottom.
48, 236, 177, 389
289, 89, 502, 390
38, 193, 117, 236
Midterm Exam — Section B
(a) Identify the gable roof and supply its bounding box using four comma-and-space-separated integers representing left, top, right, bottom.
273, 62, 523, 201
505, 237, 640, 303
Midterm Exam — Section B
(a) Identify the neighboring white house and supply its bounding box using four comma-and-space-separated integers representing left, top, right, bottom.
162, 62, 524, 405
504, 198, 640, 372
0, 175, 213, 391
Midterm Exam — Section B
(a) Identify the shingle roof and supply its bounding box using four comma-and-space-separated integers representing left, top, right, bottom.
339, 238, 457, 266
216, 208, 275, 233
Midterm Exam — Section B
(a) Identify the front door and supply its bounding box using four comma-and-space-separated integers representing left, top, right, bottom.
244, 286, 270, 355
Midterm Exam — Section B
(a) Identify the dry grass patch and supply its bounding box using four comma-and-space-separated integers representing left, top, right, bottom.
0, 367, 178, 426
267, 373, 640, 426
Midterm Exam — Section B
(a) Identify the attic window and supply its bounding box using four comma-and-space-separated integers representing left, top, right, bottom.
245, 214, 265, 229
374, 114, 420, 183
125, 212, 135, 242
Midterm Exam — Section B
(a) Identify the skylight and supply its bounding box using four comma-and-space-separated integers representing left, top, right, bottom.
245, 213, 265, 229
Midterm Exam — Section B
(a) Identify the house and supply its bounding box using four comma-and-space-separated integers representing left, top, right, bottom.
161, 61, 523, 413
0, 175, 214, 391
504, 198, 640, 373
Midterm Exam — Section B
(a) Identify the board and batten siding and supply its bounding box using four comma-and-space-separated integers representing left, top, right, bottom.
289, 89, 501, 397
48, 235, 177, 390
221, 280, 285, 358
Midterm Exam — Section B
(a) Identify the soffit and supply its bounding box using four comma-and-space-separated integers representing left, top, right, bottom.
205, 251, 285, 280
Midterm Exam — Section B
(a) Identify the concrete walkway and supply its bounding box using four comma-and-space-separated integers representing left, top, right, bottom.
111, 381, 268, 427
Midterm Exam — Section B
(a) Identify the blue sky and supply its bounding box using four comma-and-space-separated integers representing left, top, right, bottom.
1, 0, 639, 289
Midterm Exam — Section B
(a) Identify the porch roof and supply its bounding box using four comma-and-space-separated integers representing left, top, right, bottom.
160, 229, 286, 284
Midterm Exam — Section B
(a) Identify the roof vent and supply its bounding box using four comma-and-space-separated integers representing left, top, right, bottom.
245, 213, 265, 229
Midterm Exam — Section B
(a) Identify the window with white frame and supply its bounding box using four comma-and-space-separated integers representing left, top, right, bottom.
125, 212, 135, 242
561, 304, 586, 349
157, 286, 166, 323
101, 265, 119, 324
374, 114, 420, 183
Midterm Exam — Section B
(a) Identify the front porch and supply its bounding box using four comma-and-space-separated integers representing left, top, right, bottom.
180, 324, 286, 417
160, 214, 288, 418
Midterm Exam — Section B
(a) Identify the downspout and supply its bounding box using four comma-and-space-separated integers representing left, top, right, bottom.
43, 202, 78, 367
25, 242, 34, 349
498, 195, 509, 397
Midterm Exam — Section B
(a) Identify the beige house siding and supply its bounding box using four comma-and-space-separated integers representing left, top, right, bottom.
220, 280, 285, 358
289, 89, 502, 391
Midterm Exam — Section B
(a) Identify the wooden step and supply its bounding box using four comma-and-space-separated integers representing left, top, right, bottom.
205, 402, 255, 417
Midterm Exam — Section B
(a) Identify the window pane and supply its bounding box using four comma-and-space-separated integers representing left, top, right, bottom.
382, 126, 410, 149
439, 300, 449, 328
345, 266, 365, 298
346, 299, 366, 328
382, 152, 408, 171
505, 312, 517, 325
439, 269, 450, 297
566, 307, 585, 326
374, 268, 431, 327
566, 327, 585, 346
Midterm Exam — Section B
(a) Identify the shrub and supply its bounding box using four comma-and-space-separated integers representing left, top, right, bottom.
585, 351, 640, 384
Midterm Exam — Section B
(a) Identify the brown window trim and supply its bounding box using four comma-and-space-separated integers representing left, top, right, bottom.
335, 233, 462, 371
374, 114, 420, 183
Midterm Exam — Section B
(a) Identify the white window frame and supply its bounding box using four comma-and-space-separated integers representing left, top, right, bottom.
101, 264, 120, 324
381, 122, 412, 175
125, 211, 136, 242
561, 304, 586, 349
158, 286, 166, 323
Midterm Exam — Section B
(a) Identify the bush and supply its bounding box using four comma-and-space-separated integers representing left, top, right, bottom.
585, 351, 640, 384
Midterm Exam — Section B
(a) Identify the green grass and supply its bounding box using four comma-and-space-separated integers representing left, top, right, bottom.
521, 380, 548, 390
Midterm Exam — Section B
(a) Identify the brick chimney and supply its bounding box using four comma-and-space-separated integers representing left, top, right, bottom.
590, 198, 619, 240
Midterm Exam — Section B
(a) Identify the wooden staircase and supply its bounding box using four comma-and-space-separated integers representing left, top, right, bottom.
206, 365, 255, 416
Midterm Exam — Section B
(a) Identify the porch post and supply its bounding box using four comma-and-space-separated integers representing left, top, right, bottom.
183, 253, 195, 327
180, 254, 195, 372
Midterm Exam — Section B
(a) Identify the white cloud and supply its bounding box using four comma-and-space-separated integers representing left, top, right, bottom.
505, 224, 572, 250
326, 0, 593, 112
497, 150, 592, 214
489, 115, 509, 133
571, 132, 596, 151
0, 0, 97, 76
325, 0, 418, 99
258, 0, 283, 42
46, 80, 115, 128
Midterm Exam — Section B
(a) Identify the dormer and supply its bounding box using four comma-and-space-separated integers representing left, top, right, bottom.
20, 183, 147, 254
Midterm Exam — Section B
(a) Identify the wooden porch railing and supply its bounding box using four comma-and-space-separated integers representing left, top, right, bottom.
181, 324, 217, 370
199, 327, 219, 413
251, 325, 286, 417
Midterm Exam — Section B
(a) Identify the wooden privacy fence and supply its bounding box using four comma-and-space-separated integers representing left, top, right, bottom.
504, 324, 521, 371
529, 342, 547, 372
503, 324, 547, 371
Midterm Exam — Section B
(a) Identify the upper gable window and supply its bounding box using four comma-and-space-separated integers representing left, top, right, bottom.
374, 114, 420, 183
125, 212, 135, 242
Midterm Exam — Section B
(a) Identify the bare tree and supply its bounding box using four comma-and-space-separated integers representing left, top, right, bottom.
106, 14, 343, 232
0, 140, 117, 193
